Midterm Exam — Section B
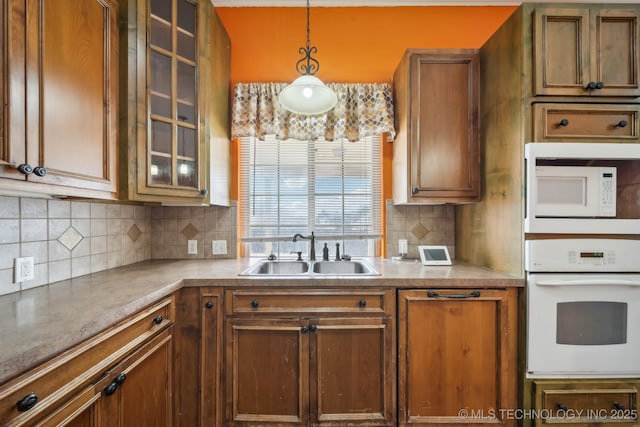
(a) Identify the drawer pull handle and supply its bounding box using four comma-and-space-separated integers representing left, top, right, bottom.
310, 324, 318, 333
104, 382, 118, 396
558, 119, 569, 127
359, 299, 367, 307
114, 373, 127, 386
616, 120, 628, 128
556, 403, 568, 412
251, 299, 259, 308
613, 402, 625, 411
16, 393, 38, 412
153, 315, 163, 325
427, 290, 481, 299
205, 301, 214, 309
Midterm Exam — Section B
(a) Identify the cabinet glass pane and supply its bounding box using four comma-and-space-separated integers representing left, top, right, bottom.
177, 126, 196, 158
151, 17, 171, 52
151, 51, 171, 98
177, 0, 196, 60
151, 121, 172, 154
177, 159, 196, 187
150, 155, 171, 185
177, 62, 195, 109
151, 0, 171, 22
177, 32, 196, 61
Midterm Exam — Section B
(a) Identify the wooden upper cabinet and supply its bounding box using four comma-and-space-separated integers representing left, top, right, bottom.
0, 0, 118, 198
534, 6, 640, 97
393, 49, 480, 204
120, 0, 231, 205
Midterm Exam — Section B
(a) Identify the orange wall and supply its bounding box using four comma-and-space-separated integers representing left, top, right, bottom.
216, 6, 515, 252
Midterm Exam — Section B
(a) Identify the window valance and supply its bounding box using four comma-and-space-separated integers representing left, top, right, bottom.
231, 82, 395, 142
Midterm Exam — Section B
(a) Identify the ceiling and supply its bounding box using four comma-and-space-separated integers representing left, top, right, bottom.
214, 0, 637, 6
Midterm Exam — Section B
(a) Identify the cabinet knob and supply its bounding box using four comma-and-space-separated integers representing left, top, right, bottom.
114, 373, 127, 386
595, 81, 604, 89
33, 167, 47, 177
205, 301, 214, 309
359, 299, 367, 307
616, 120, 628, 128
17, 164, 33, 175
301, 326, 309, 333
200, 189, 208, 196
153, 315, 163, 325
558, 119, 569, 127
16, 393, 38, 412
411, 187, 419, 195
309, 324, 317, 332
585, 81, 598, 90
251, 299, 259, 308
104, 382, 118, 396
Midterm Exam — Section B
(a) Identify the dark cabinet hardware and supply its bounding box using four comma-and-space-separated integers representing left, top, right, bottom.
33, 167, 47, 177
558, 119, 569, 127
411, 187, 419, 195
556, 403, 568, 411
616, 120, 628, 128
613, 402, 625, 410
104, 382, 118, 396
200, 189, 208, 196
17, 164, 33, 175
205, 301, 214, 309
427, 290, 481, 299
114, 373, 127, 386
16, 393, 38, 412
251, 299, 259, 308
153, 315, 163, 324
359, 299, 367, 307
585, 81, 605, 90
309, 324, 317, 332
301, 326, 309, 333
595, 81, 604, 89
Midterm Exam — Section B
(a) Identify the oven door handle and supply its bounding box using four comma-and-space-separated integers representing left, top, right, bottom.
536, 279, 640, 287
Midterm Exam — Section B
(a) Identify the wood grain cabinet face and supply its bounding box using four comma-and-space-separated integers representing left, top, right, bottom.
224, 289, 395, 427
534, 7, 640, 97
120, 0, 231, 205
0, 0, 118, 198
393, 49, 480, 204
397, 289, 518, 427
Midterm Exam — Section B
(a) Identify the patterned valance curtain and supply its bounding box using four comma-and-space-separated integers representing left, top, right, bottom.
231, 82, 395, 142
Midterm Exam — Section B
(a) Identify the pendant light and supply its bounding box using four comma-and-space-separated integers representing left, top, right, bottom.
278, 0, 337, 115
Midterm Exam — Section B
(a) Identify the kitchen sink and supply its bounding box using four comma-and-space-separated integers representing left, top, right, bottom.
239, 260, 379, 276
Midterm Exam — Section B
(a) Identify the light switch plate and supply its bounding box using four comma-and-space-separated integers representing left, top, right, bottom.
212, 240, 227, 255
187, 240, 198, 255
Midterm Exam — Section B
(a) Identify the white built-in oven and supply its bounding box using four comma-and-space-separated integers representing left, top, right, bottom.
526, 239, 640, 378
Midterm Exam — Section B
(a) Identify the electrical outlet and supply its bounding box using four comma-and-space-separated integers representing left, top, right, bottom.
14, 257, 35, 283
187, 240, 198, 255
212, 240, 227, 255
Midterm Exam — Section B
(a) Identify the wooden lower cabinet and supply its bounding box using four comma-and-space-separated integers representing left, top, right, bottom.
224, 288, 396, 427
397, 288, 518, 427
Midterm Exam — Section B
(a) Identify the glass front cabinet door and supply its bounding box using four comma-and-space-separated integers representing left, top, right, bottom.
121, 0, 230, 205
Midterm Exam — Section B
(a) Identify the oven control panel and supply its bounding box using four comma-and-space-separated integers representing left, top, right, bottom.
525, 239, 640, 272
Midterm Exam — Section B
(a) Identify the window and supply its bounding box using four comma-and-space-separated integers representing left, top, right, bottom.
240, 135, 382, 258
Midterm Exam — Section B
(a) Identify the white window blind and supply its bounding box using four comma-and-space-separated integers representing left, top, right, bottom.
240, 135, 382, 258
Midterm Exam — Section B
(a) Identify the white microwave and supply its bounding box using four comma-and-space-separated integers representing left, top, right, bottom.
533, 165, 616, 218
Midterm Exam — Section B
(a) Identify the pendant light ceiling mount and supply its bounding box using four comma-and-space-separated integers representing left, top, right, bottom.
278, 0, 337, 115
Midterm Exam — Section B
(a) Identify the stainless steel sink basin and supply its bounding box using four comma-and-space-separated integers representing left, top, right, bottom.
239, 260, 379, 276
240, 261, 309, 276
311, 261, 379, 275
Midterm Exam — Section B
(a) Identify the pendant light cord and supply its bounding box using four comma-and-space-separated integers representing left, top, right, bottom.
305, 0, 311, 51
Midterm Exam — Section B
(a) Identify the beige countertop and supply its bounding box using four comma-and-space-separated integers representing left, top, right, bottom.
0, 257, 523, 385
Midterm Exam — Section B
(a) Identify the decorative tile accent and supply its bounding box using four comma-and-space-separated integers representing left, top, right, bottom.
127, 224, 142, 242
182, 223, 199, 240
58, 226, 83, 250
411, 222, 428, 240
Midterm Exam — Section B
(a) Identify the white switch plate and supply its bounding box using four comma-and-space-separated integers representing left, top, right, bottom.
14, 257, 35, 283
187, 240, 198, 255
212, 240, 227, 255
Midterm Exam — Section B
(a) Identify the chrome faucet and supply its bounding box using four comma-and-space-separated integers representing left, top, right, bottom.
292, 231, 316, 261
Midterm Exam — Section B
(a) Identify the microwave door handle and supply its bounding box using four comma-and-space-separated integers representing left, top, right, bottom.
536, 279, 640, 287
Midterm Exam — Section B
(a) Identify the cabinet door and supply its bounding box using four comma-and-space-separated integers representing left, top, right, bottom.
98, 328, 173, 427
534, 6, 640, 97
24, 0, 118, 194
36, 386, 101, 427
225, 318, 309, 426
200, 289, 223, 426
310, 317, 394, 426
397, 289, 518, 427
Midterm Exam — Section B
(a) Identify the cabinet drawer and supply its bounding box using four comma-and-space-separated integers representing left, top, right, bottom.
225, 289, 393, 316
533, 104, 640, 143
533, 381, 638, 426
0, 296, 174, 425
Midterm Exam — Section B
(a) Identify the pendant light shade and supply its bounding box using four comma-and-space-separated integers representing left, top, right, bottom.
278, 75, 337, 115
278, 0, 337, 116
